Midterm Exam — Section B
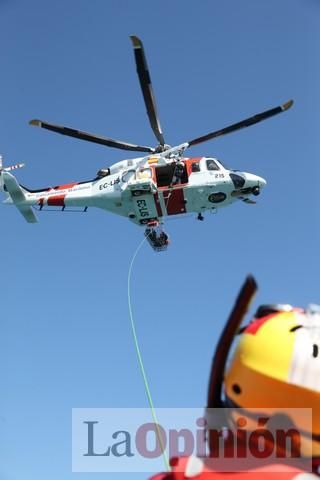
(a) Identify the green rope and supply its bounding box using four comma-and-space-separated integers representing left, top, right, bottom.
127, 234, 170, 472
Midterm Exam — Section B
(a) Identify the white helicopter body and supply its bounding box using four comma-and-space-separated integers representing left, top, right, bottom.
0, 147, 265, 227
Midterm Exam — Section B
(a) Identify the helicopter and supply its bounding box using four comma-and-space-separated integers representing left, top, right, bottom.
0, 36, 293, 251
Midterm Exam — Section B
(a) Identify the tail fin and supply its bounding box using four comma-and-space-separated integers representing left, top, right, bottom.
2, 171, 38, 223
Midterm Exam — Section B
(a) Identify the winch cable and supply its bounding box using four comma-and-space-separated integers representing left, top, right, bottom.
127, 234, 170, 472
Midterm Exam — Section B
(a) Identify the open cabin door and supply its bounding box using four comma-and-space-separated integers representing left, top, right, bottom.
153, 162, 188, 188
153, 162, 188, 216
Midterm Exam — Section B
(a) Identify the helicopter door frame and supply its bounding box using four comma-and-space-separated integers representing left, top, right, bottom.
184, 157, 203, 177
152, 162, 189, 189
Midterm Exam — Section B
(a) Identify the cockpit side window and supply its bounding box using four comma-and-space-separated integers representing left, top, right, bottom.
206, 159, 220, 171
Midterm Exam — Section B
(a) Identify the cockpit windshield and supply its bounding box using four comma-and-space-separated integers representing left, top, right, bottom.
215, 158, 229, 170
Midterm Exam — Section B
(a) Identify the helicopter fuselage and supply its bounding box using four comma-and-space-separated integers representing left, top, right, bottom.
16, 155, 266, 225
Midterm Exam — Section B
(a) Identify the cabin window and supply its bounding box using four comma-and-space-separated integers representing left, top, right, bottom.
191, 162, 200, 172
206, 159, 220, 171
121, 169, 136, 183
137, 168, 152, 180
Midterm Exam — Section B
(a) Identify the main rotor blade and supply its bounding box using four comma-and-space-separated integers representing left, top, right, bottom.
187, 99, 294, 147
130, 35, 165, 146
29, 119, 155, 153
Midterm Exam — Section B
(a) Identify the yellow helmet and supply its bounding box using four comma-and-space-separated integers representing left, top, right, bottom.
207, 277, 320, 460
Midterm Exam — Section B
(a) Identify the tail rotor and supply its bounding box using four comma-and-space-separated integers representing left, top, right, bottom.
0, 155, 25, 191
0, 155, 25, 173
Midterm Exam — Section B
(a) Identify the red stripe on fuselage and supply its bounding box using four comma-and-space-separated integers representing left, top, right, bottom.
54, 182, 79, 190
47, 195, 65, 207
162, 188, 186, 215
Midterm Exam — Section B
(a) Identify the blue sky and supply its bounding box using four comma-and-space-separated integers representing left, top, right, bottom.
0, 0, 319, 479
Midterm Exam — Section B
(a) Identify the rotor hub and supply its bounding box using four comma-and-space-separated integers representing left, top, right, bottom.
154, 144, 172, 153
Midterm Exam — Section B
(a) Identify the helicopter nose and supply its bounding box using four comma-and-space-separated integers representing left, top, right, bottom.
245, 173, 266, 186
245, 173, 266, 191
255, 175, 266, 188
243, 173, 266, 196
